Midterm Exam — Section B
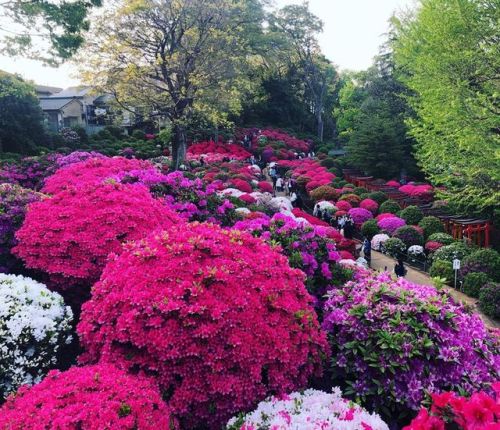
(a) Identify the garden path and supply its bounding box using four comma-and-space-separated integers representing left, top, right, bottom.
262, 166, 499, 329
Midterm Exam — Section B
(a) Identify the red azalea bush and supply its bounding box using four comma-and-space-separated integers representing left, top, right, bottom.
339, 193, 361, 207
230, 178, 253, 193
291, 208, 330, 226
258, 181, 273, 193
42, 157, 155, 194
335, 201, 352, 212
13, 183, 180, 289
187, 141, 252, 161
425, 241, 444, 253
239, 193, 256, 205
360, 198, 379, 214
0, 364, 176, 430
78, 223, 327, 429
404, 385, 500, 430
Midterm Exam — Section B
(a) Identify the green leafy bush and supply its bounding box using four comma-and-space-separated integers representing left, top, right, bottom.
367, 191, 388, 205
463, 273, 491, 298
379, 199, 401, 214
361, 219, 380, 240
418, 216, 444, 239
399, 205, 424, 225
479, 283, 500, 319
429, 261, 454, 284
131, 129, 146, 140
320, 158, 335, 168
383, 237, 407, 258
432, 242, 473, 263
428, 233, 455, 245
461, 248, 500, 281
393, 226, 424, 247
353, 187, 368, 196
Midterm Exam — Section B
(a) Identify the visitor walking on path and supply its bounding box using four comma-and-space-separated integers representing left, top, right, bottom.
394, 258, 407, 278
362, 237, 372, 268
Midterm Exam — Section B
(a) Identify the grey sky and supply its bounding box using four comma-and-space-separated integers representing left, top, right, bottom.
0, 0, 415, 88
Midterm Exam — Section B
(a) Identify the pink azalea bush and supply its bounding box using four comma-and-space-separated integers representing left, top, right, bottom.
227, 388, 389, 430
78, 222, 328, 429
258, 181, 273, 193
187, 141, 252, 161
0, 364, 176, 429
377, 216, 406, 234
13, 183, 180, 290
336, 200, 353, 212
322, 271, 500, 421
425, 241, 444, 253
348, 207, 373, 224
386, 180, 401, 188
42, 156, 155, 194
404, 385, 500, 430
360, 198, 379, 214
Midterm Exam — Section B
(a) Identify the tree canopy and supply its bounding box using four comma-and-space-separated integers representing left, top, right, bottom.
393, 0, 500, 218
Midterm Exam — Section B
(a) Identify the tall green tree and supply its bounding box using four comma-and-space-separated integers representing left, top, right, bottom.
335, 53, 418, 179
1, 0, 102, 64
80, 0, 266, 168
271, 2, 337, 142
393, 0, 500, 218
0, 71, 45, 154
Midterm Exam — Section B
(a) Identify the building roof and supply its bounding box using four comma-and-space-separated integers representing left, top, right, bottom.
35, 85, 62, 95
48, 86, 91, 98
39, 98, 82, 111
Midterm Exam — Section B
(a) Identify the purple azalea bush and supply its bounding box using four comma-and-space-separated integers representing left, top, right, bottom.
348, 207, 373, 224
0, 184, 45, 272
233, 213, 353, 304
377, 216, 406, 234
0, 154, 60, 190
322, 271, 500, 420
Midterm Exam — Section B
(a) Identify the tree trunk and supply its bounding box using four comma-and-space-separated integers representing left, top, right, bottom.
317, 111, 324, 142
172, 123, 187, 170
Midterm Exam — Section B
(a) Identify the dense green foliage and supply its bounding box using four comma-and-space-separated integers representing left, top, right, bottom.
479, 283, 500, 320
418, 216, 444, 239
379, 200, 401, 214
429, 260, 454, 284
0, 72, 46, 154
393, 0, 500, 220
463, 273, 491, 299
399, 205, 423, 225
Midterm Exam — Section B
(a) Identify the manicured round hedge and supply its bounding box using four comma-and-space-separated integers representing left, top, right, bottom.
361, 219, 380, 240
399, 205, 423, 225
461, 248, 500, 281
14, 183, 180, 290
366, 191, 388, 205
383, 237, 407, 258
0, 364, 175, 429
427, 233, 454, 245
310, 185, 339, 202
393, 226, 424, 248
339, 193, 361, 207
463, 272, 491, 298
322, 271, 500, 419
418, 216, 444, 239
429, 261, 454, 284
479, 283, 500, 319
432, 242, 473, 264
360, 198, 378, 214
78, 222, 327, 429
379, 199, 401, 214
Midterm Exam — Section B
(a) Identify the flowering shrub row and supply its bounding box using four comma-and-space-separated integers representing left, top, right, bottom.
187, 141, 252, 161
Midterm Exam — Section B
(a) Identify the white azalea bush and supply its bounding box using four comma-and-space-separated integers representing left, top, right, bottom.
226, 388, 389, 430
0, 274, 73, 400
407, 245, 425, 263
371, 233, 390, 251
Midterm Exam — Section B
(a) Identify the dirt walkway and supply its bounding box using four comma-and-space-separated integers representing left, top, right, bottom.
370, 251, 499, 329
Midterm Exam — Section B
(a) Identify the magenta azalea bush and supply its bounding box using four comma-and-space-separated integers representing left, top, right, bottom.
78, 222, 328, 429
322, 271, 500, 420
0, 184, 45, 273
13, 183, 180, 291
377, 216, 406, 234
348, 207, 373, 224
232, 213, 353, 303
0, 364, 176, 429
0, 154, 60, 190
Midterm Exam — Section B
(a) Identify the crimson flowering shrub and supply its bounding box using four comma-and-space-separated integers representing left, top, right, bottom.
336, 200, 353, 212
42, 156, 155, 194
425, 241, 444, 253
258, 181, 273, 193
187, 141, 252, 160
233, 213, 352, 303
322, 271, 500, 422
360, 198, 379, 214
404, 386, 500, 430
13, 183, 180, 290
291, 208, 330, 226
230, 178, 253, 193
279, 159, 335, 191
0, 364, 176, 429
78, 222, 327, 429
0, 184, 45, 273
339, 193, 361, 207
